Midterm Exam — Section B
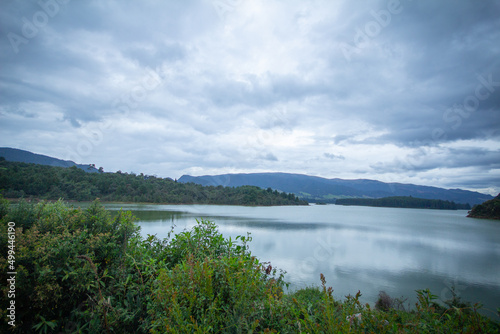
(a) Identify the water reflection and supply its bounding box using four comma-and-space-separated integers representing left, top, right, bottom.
99, 203, 500, 319
132, 210, 186, 222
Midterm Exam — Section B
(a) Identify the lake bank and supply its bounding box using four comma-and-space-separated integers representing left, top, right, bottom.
94, 202, 500, 321
2, 200, 499, 332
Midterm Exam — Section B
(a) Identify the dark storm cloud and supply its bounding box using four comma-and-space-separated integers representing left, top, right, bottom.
0, 0, 208, 124
324, 0, 500, 147
371, 147, 500, 173
206, 72, 328, 108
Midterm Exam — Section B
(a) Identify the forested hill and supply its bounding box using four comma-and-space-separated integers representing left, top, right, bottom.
0, 160, 307, 206
467, 194, 500, 219
179, 173, 492, 205
335, 196, 471, 210
0, 147, 98, 172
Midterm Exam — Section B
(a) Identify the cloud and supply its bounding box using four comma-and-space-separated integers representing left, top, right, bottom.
324, 153, 345, 160
0, 0, 499, 195
371, 145, 500, 173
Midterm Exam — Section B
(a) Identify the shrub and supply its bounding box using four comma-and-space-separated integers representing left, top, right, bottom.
375, 291, 394, 311
0, 200, 139, 333
0, 195, 8, 219
4, 199, 38, 230
148, 219, 288, 333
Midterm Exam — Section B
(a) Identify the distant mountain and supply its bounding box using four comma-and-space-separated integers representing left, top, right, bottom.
0, 147, 98, 173
178, 172, 493, 205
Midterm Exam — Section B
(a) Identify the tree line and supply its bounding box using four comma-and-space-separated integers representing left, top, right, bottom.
335, 196, 471, 210
0, 160, 308, 206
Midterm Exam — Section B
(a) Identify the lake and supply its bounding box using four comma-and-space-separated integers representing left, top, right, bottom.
99, 203, 500, 319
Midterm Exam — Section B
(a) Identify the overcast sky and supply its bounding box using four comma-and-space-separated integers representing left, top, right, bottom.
1, 0, 499, 195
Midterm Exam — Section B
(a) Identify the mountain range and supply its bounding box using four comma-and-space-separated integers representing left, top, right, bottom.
0, 147, 492, 205
179, 173, 493, 205
0, 147, 98, 173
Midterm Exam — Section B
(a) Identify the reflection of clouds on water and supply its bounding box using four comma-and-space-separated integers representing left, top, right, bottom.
261, 241, 276, 252
103, 203, 500, 319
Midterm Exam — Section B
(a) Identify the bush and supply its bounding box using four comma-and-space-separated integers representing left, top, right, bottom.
375, 291, 394, 311
4, 199, 38, 230
0, 195, 8, 220
148, 219, 288, 333
0, 200, 139, 333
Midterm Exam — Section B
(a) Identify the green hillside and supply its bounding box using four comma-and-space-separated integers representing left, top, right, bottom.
0, 147, 98, 172
0, 160, 307, 206
467, 194, 500, 219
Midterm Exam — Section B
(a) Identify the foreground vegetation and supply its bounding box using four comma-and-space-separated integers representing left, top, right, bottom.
0, 199, 499, 333
467, 193, 500, 220
0, 160, 307, 206
336, 196, 471, 210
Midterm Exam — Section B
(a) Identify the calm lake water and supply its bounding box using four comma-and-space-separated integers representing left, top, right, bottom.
99, 203, 500, 319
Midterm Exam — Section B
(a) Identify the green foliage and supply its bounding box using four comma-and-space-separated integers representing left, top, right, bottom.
0, 160, 308, 206
336, 196, 471, 210
467, 193, 500, 219
4, 199, 38, 230
149, 255, 283, 332
0, 199, 141, 333
0, 200, 498, 333
0, 195, 9, 220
